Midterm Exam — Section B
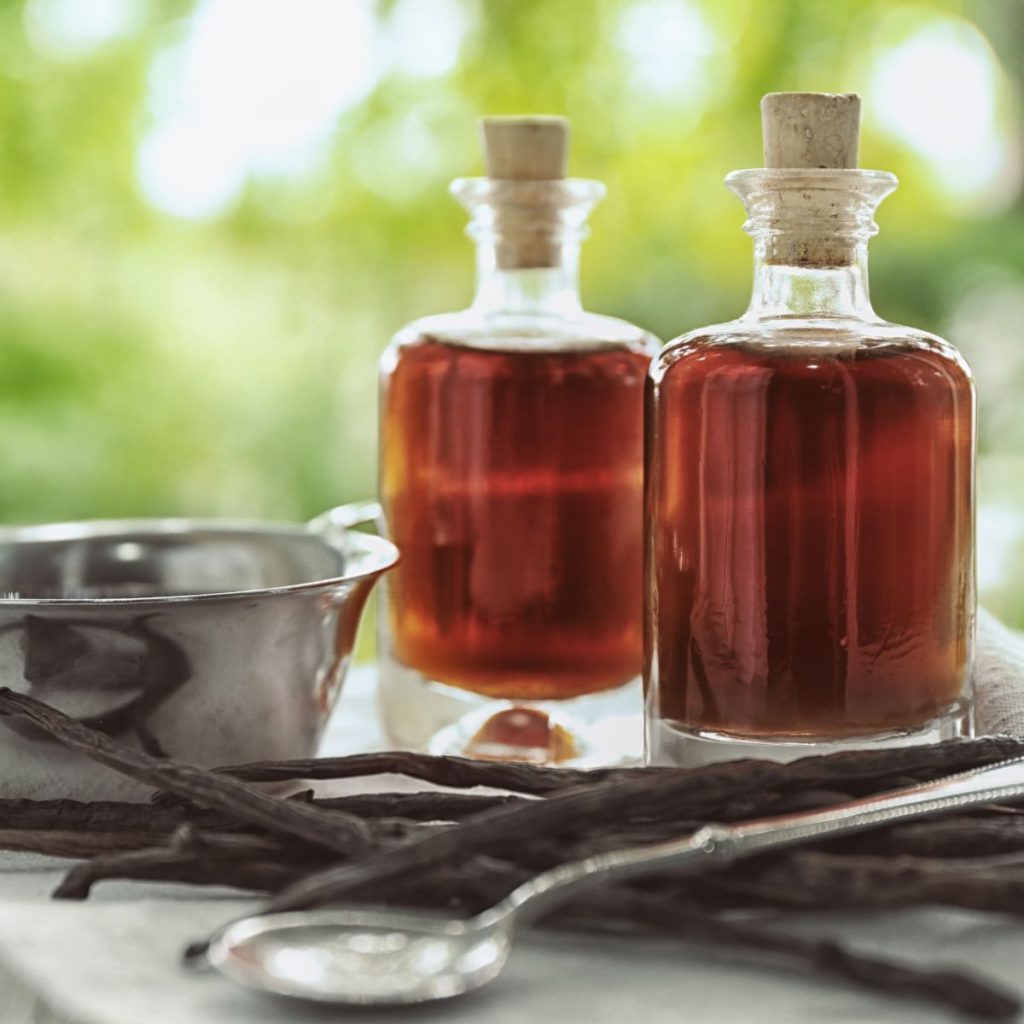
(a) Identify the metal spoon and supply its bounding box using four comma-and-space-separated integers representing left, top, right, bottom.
205, 752, 1024, 1005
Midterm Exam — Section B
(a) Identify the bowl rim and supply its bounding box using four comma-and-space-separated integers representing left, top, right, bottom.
0, 517, 399, 607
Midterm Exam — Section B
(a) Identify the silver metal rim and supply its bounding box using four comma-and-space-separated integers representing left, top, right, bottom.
0, 517, 399, 607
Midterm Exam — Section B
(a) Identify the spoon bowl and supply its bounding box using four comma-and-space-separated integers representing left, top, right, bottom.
207, 909, 511, 1005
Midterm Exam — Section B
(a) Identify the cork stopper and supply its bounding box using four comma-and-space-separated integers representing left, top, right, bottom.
479, 115, 570, 269
757, 92, 863, 267
481, 116, 569, 180
761, 93, 860, 169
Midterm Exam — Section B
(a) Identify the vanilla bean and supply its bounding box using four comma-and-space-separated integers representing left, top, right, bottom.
449, 812, 1024, 872
707, 850, 1024, 916
0, 689, 374, 857
314, 791, 524, 820
0, 797, 212, 833
51, 829, 468, 904
208, 751, 643, 794
48, 814, 454, 901
0, 828, 171, 857
0, 792, 518, 849
54, 847, 309, 899
211, 738, 1024, 794
840, 815, 1024, 859
169, 825, 323, 859
53, 828, 334, 899
261, 738, 1024, 914
565, 890, 1019, 1021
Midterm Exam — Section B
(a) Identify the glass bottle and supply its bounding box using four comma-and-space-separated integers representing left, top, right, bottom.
645, 94, 975, 765
378, 117, 659, 763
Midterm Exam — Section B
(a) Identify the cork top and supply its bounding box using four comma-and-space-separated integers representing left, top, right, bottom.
744, 93, 869, 267
761, 93, 860, 169
471, 115, 576, 270
480, 116, 569, 180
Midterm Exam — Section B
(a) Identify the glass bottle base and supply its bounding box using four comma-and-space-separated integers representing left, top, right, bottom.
377, 652, 643, 766
646, 700, 972, 767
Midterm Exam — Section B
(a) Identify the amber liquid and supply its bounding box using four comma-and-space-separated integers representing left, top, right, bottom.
646, 338, 974, 737
381, 336, 650, 700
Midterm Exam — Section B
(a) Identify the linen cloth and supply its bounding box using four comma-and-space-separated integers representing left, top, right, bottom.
2, 616, 1024, 1024
975, 608, 1024, 734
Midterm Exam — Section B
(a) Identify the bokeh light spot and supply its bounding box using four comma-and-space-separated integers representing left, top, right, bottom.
383, 0, 472, 78
137, 0, 380, 220
868, 17, 1018, 209
24, 0, 141, 59
617, 0, 721, 101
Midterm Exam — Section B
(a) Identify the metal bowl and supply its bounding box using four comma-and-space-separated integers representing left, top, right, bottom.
0, 507, 397, 799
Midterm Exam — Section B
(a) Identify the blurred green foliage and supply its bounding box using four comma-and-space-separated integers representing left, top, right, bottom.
0, 0, 1022, 625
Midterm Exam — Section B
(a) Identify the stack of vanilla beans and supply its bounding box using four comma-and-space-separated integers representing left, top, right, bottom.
1, 687, 1024, 1020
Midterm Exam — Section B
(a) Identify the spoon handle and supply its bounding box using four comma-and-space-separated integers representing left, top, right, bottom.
491, 752, 1024, 926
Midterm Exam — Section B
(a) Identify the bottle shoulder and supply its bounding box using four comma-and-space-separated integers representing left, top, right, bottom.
385, 308, 660, 359
650, 316, 973, 385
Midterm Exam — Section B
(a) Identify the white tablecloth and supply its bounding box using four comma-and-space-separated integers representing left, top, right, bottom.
2, 667, 1023, 1024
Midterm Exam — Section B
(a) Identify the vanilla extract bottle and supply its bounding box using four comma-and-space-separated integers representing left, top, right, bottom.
378, 117, 659, 763
645, 93, 975, 765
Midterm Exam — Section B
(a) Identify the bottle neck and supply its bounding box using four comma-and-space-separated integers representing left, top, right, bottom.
725, 168, 897, 325
745, 243, 876, 321
470, 241, 584, 317
452, 177, 604, 320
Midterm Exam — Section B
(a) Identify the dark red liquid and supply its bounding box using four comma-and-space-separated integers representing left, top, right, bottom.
646, 336, 974, 737
381, 335, 650, 699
